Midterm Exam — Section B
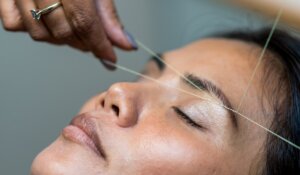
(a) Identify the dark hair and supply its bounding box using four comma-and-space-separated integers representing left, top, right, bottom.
220, 28, 300, 175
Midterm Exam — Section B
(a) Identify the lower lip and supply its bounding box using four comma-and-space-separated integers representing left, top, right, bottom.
62, 125, 100, 155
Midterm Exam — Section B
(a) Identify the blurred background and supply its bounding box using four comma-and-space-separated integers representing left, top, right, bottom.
0, 0, 273, 174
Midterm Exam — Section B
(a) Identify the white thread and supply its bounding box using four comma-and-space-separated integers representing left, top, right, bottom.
103, 60, 300, 150
133, 10, 300, 150
99, 7, 300, 151
136, 40, 206, 93
237, 9, 283, 110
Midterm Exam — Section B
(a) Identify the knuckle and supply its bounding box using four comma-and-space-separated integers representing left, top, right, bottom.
30, 29, 49, 41
2, 18, 19, 31
71, 12, 95, 35
52, 29, 73, 40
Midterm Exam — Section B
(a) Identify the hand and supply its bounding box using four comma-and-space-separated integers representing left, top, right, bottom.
0, 0, 137, 63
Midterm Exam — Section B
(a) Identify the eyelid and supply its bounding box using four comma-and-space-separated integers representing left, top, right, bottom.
172, 106, 204, 130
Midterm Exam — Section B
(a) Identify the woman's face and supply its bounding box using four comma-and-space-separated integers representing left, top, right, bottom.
31, 39, 271, 175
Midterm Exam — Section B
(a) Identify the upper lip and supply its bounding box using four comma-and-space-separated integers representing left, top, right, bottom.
70, 113, 106, 159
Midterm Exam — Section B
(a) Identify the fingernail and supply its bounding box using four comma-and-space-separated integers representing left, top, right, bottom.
124, 30, 138, 50
99, 59, 116, 71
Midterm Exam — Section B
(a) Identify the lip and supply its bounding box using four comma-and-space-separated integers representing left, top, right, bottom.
62, 113, 106, 158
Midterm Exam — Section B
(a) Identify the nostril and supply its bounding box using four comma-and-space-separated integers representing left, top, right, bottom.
111, 105, 120, 116
101, 100, 105, 108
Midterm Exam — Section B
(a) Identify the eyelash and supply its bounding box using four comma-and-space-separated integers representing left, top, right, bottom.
172, 107, 203, 129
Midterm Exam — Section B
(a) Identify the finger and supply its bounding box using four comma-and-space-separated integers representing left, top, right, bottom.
15, 0, 51, 41
48, 38, 89, 52
62, 0, 117, 62
96, 0, 137, 50
34, 1, 83, 45
0, 0, 25, 31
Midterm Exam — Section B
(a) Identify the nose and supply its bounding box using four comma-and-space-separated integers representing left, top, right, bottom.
101, 82, 139, 127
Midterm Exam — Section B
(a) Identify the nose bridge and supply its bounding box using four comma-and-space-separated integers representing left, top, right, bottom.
107, 82, 139, 102
103, 82, 142, 127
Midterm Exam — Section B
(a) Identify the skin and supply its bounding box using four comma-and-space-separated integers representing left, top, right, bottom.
31, 38, 272, 175
0, 0, 135, 62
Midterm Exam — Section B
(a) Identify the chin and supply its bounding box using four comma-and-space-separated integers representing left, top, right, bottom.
31, 138, 66, 175
30, 136, 106, 175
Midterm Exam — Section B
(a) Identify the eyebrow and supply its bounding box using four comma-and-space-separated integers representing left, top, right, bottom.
149, 54, 165, 71
182, 74, 238, 129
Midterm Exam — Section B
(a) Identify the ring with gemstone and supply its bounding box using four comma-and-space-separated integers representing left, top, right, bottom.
30, 2, 62, 21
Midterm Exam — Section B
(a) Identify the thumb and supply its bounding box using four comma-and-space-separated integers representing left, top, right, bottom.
96, 0, 138, 50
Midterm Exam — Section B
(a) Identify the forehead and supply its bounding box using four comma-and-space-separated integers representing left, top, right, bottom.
163, 38, 259, 76
162, 38, 266, 123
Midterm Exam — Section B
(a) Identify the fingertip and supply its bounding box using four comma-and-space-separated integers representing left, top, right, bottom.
93, 47, 117, 70
106, 27, 138, 51
98, 49, 117, 63
99, 59, 117, 71
96, 0, 135, 50
123, 29, 138, 50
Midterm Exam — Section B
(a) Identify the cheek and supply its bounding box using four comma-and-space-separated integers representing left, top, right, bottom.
31, 136, 106, 175
128, 125, 222, 175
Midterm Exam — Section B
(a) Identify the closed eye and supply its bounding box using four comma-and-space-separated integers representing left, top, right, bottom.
172, 106, 203, 130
